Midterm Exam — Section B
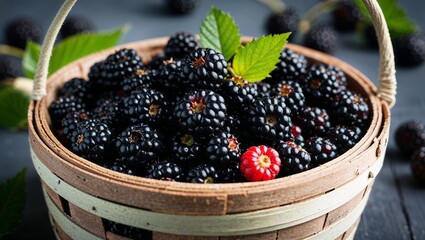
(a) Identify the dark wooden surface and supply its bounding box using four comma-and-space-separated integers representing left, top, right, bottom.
1, 0, 425, 239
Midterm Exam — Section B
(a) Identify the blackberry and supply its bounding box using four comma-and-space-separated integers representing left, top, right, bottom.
60, 110, 92, 144
60, 15, 95, 39
395, 120, 425, 157
295, 107, 331, 138
246, 97, 293, 144
291, 124, 305, 147
217, 163, 245, 183
304, 24, 337, 54
92, 97, 123, 131
154, 59, 185, 94
0, 54, 23, 81
105, 220, 151, 240
270, 48, 308, 83
271, 80, 305, 116
266, 7, 300, 39
186, 164, 219, 183
305, 137, 338, 167
329, 65, 347, 92
121, 88, 168, 126
394, 33, 425, 67
180, 48, 228, 90
275, 140, 311, 177
147, 54, 168, 70
328, 125, 359, 155
411, 148, 425, 182
120, 70, 154, 95
103, 161, 136, 175
206, 132, 241, 167
58, 78, 91, 101
170, 132, 202, 167
5, 17, 42, 49
255, 81, 272, 100
146, 162, 184, 181
223, 114, 241, 135
174, 90, 227, 135
164, 32, 199, 59
69, 119, 112, 162
331, 90, 369, 126
332, 0, 362, 32
49, 95, 86, 126
219, 77, 257, 112
115, 124, 163, 167
166, 0, 199, 14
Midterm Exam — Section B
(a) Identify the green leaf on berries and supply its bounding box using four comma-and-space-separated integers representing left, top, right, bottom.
200, 7, 241, 61
233, 33, 290, 83
0, 87, 30, 130
355, 0, 417, 38
23, 26, 128, 79
0, 168, 26, 237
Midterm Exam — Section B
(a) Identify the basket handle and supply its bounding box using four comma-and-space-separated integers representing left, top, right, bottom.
31, 0, 397, 108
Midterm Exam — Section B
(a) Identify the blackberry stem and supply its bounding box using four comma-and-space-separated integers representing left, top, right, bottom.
298, 0, 339, 34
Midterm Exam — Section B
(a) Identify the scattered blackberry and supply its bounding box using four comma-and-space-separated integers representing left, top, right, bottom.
246, 97, 293, 144
304, 24, 337, 54
217, 163, 245, 183
328, 125, 358, 155
271, 80, 305, 116
206, 132, 241, 167
103, 161, 136, 175
332, 0, 362, 32
92, 97, 123, 131
291, 124, 305, 147
147, 54, 168, 70
146, 162, 184, 181
58, 78, 91, 101
49, 96, 86, 126
331, 90, 369, 126
0, 54, 23, 81
164, 32, 199, 59
166, 0, 199, 14
395, 120, 425, 157
411, 148, 425, 182
5, 17, 42, 49
223, 114, 241, 135
266, 7, 300, 39
305, 137, 338, 167
295, 107, 331, 138
174, 89, 227, 135
60, 15, 95, 39
186, 164, 219, 183
105, 220, 151, 240
120, 70, 154, 95
275, 140, 311, 177
180, 48, 228, 90
394, 33, 425, 67
121, 88, 168, 126
115, 124, 163, 167
270, 48, 308, 83
170, 132, 202, 167
219, 77, 257, 112
69, 119, 112, 162
255, 81, 272, 100
154, 59, 185, 94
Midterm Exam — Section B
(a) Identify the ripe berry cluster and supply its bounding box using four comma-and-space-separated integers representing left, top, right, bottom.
50, 31, 370, 183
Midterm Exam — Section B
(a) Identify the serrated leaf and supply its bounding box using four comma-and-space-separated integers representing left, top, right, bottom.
0, 168, 27, 237
233, 33, 290, 83
23, 26, 128, 79
0, 87, 30, 130
200, 7, 241, 60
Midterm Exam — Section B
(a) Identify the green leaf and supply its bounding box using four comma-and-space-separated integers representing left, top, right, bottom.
0, 87, 30, 130
0, 168, 27, 237
233, 33, 290, 83
200, 7, 241, 60
22, 26, 128, 79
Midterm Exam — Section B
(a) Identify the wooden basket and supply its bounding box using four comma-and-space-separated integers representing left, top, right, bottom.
28, 0, 396, 239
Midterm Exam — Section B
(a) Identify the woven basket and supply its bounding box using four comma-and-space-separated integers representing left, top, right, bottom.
28, 0, 396, 239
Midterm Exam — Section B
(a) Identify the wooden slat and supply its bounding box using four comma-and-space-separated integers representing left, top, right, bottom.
69, 202, 106, 238
276, 215, 326, 240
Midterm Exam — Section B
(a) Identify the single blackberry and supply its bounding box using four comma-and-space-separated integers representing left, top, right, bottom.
58, 78, 91, 101
154, 59, 185, 94
394, 33, 425, 67
103, 161, 136, 175
329, 65, 347, 92
305, 137, 338, 167
115, 124, 163, 167
331, 90, 369, 126
206, 132, 241, 167
0, 54, 23, 80
60, 110, 92, 144
219, 77, 258, 112
105, 220, 151, 240
186, 164, 219, 183
271, 80, 305, 116
246, 97, 293, 144
69, 119, 112, 162
217, 163, 245, 183
411, 148, 425, 182
170, 132, 202, 167
332, 0, 362, 32
60, 15, 95, 39
49, 96, 86, 126
266, 7, 300, 39
270, 48, 308, 83
147, 54, 168, 70
304, 24, 337, 54
328, 125, 359, 155
395, 120, 425, 157
295, 107, 331, 138
166, 0, 199, 14
223, 114, 241, 135
255, 81, 272, 100
291, 124, 305, 147
275, 140, 311, 177
120, 70, 154, 95
180, 48, 228, 90
146, 162, 184, 181
92, 97, 123, 131
164, 32, 199, 59
174, 89, 227, 135
302, 64, 343, 106
5, 17, 42, 49
121, 88, 168, 126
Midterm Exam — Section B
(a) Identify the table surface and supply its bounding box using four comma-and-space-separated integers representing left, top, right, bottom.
1, 0, 425, 239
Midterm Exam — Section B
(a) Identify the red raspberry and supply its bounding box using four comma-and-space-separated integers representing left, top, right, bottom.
240, 145, 281, 181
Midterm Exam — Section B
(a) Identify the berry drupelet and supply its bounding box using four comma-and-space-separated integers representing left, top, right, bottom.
304, 24, 337, 54
266, 7, 300, 39
164, 32, 199, 59
305, 137, 338, 167
270, 48, 308, 83
275, 140, 311, 177
331, 90, 369, 127
240, 145, 281, 181
395, 120, 425, 157
271, 80, 305, 116
295, 107, 331, 138
60, 15, 95, 39
291, 124, 305, 147
186, 164, 219, 183
146, 162, 184, 181
5, 17, 42, 49
206, 131, 241, 167
170, 132, 202, 167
